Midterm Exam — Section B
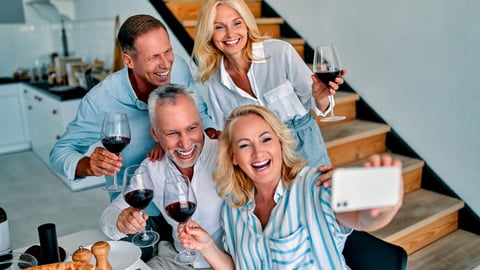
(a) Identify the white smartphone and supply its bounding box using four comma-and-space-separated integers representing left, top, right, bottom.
331, 166, 402, 212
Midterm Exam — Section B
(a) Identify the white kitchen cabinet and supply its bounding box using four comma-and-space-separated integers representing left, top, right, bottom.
22, 84, 79, 165
21, 83, 105, 191
0, 83, 29, 154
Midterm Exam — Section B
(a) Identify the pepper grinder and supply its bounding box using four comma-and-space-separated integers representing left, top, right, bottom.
72, 246, 92, 264
91, 241, 112, 270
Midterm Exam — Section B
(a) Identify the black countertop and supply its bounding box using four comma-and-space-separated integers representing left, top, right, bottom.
0, 77, 88, 101
0, 77, 17, 84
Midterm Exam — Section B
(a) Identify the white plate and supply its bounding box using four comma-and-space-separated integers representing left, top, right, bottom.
69, 240, 141, 270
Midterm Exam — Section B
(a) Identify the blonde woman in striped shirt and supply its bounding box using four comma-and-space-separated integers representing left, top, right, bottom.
179, 105, 403, 269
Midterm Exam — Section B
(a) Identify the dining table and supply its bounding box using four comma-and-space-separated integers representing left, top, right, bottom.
13, 228, 151, 270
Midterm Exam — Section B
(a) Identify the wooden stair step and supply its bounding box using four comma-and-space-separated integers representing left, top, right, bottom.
282, 37, 305, 58
315, 92, 359, 128
165, 0, 262, 20
407, 230, 480, 270
371, 189, 464, 254
322, 120, 391, 166
182, 17, 284, 39
343, 153, 424, 194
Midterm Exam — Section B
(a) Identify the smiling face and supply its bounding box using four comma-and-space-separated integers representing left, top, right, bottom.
211, 4, 249, 58
231, 114, 283, 188
124, 27, 174, 87
152, 93, 204, 173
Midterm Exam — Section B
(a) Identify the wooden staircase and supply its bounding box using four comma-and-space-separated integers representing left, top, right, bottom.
316, 93, 480, 270
155, 1, 480, 269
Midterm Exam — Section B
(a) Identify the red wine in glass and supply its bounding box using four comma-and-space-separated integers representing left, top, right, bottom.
164, 175, 200, 265
101, 136, 131, 155
315, 70, 342, 85
165, 201, 197, 223
123, 165, 159, 247
125, 189, 154, 210
101, 112, 131, 192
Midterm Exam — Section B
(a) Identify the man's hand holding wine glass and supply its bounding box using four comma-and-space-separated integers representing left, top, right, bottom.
116, 206, 149, 235
75, 147, 122, 178
83, 147, 123, 177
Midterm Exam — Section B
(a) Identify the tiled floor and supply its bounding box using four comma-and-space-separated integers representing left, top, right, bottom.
0, 151, 109, 250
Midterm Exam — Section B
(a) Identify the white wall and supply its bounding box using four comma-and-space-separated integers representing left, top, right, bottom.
266, 0, 480, 215
72, 0, 190, 62
0, 19, 116, 77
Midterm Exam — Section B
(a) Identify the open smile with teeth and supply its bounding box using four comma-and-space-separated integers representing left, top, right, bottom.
176, 147, 195, 159
154, 70, 169, 78
224, 38, 240, 45
251, 159, 271, 171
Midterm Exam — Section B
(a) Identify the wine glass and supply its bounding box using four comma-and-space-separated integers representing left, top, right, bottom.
163, 175, 200, 265
101, 112, 131, 193
0, 253, 38, 270
313, 44, 346, 122
123, 164, 160, 247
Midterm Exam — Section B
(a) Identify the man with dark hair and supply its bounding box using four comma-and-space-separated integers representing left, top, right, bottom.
50, 14, 216, 202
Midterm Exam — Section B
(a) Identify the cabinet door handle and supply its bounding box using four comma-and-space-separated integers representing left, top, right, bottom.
52, 109, 58, 115
56, 135, 61, 140
28, 105, 32, 110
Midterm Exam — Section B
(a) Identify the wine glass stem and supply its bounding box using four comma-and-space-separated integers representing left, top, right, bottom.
113, 171, 118, 187
180, 222, 193, 255
112, 153, 120, 187
329, 95, 336, 118
140, 210, 150, 240
141, 230, 150, 240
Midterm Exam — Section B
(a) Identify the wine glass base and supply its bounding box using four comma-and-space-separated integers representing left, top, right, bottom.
132, 231, 160, 248
103, 185, 123, 193
320, 115, 346, 122
175, 250, 200, 265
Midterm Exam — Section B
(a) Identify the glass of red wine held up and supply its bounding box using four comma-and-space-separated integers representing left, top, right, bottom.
101, 112, 131, 193
313, 44, 346, 122
164, 175, 199, 265
123, 164, 159, 247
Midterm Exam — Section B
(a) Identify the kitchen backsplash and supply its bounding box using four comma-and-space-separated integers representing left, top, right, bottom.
0, 18, 115, 77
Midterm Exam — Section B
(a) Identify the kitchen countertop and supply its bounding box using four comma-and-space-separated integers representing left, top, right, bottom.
0, 77, 88, 101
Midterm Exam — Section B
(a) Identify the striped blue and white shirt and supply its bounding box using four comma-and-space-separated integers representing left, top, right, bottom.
221, 166, 352, 269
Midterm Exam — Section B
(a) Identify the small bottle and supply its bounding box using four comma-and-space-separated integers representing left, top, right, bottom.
0, 207, 12, 255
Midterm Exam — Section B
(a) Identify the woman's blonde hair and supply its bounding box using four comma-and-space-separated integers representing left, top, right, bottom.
213, 105, 307, 208
192, 0, 269, 83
